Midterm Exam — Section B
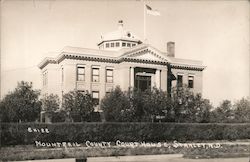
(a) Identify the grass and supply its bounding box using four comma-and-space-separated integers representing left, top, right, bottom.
183, 144, 250, 159
0, 141, 250, 161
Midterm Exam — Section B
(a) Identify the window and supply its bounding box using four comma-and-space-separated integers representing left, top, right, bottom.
77, 65, 85, 81
122, 42, 126, 47
132, 43, 136, 47
106, 43, 109, 48
127, 43, 131, 47
92, 67, 100, 82
111, 42, 114, 47
92, 91, 99, 105
177, 75, 183, 87
115, 42, 120, 47
188, 76, 194, 88
106, 68, 113, 83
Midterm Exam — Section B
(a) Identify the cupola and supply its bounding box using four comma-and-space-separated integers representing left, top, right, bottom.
98, 20, 142, 51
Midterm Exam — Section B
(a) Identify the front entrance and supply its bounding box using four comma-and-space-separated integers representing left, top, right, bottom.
134, 67, 155, 91
135, 75, 151, 91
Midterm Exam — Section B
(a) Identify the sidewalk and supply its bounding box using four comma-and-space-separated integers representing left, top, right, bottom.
88, 154, 249, 162
11, 155, 249, 162
88, 154, 183, 162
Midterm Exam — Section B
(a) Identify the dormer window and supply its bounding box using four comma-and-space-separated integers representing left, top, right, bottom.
127, 32, 131, 37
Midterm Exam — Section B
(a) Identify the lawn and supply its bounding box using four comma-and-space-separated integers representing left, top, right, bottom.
0, 141, 249, 161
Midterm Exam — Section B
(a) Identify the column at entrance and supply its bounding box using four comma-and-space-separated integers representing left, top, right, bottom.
130, 67, 134, 87
155, 69, 161, 89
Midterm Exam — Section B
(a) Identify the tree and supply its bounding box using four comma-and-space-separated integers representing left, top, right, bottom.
128, 88, 145, 122
52, 110, 67, 123
102, 85, 212, 123
233, 98, 250, 122
102, 87, 173, 122
171, 85, 212, 122
171, 85, 194, 122
195, 97, 213, 123
40, 94, 63, 122
210, 100, 233, 123
101, 86, 132, 122
136, 87, 172, 122
41, 94, 60, 113
0, 81, 41, 122
62, 91, 94, 122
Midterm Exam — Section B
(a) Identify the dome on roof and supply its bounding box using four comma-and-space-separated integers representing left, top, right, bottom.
98, 20, 142, 51
100, 21, 141, 42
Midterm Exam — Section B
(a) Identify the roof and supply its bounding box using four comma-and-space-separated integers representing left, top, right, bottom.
38, 44, 206, 71
98, 21, 141, 45
62, 46, 117, 57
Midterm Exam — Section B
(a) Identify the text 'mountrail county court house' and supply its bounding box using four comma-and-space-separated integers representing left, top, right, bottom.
38, 21, 205, 111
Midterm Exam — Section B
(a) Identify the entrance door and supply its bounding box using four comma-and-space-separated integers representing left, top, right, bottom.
135, 75, 151, 91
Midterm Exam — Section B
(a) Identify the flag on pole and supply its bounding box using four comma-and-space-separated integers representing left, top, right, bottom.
145, 5, 160, 16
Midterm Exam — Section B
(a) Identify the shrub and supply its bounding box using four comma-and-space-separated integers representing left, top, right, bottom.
52, 110, 67, 123
1, 123, 250, 146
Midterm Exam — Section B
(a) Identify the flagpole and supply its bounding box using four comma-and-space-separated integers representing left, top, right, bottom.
143, 2, 160, 43
143, 0, 146, 42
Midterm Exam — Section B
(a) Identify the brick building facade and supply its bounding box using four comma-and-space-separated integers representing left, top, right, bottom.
38, 21, 205, 112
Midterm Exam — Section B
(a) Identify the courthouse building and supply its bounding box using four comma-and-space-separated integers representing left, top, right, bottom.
38, 21, 205, 111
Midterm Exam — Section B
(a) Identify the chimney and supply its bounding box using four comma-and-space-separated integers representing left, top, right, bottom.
118, 20, 123, 30
167, 41, 175, 57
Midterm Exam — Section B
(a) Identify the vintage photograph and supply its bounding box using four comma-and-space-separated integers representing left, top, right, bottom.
0, 0, 249, 162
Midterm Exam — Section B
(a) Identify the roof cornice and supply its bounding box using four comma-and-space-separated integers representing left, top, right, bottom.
38, 57, 57, 69
170, 62, 206, 71
63, 53, 118, 63
121, 57, 167, 65
38, 45, 205, 71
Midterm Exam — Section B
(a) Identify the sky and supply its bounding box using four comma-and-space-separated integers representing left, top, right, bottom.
1, 0, 249, 106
